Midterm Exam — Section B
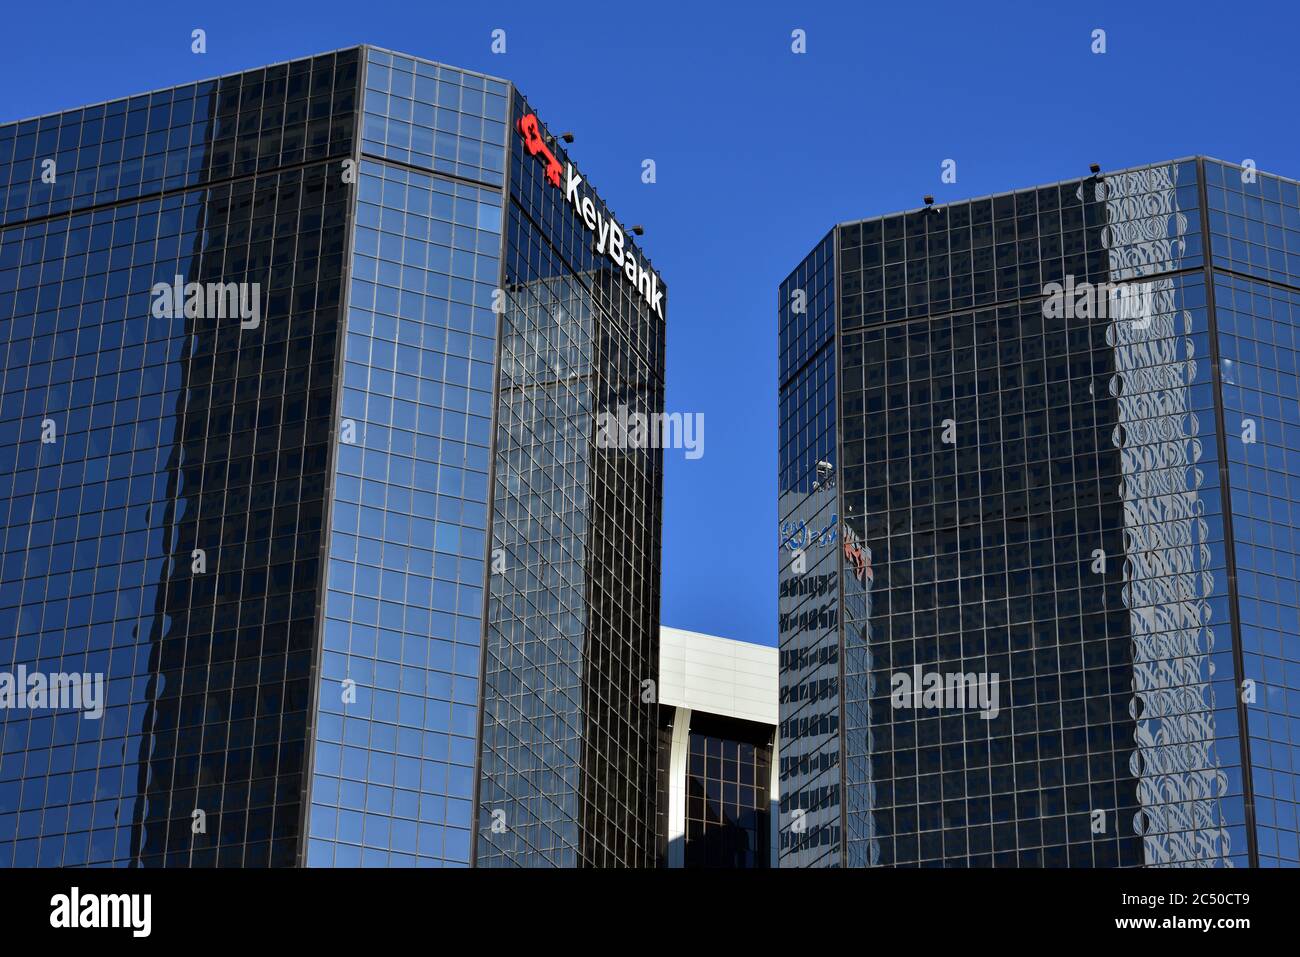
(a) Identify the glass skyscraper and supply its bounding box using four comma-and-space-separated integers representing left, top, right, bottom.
778, 157, 1300, 867
0, 45, 665, 868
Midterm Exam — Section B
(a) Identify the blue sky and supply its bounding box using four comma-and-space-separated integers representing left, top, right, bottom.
3, 0, 1298, 647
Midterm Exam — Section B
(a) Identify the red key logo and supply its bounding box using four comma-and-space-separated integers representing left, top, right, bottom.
517, 112, 563, 188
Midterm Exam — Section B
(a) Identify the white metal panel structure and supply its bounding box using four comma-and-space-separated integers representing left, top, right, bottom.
659, 627, 779, 867
659, 626, 778, 725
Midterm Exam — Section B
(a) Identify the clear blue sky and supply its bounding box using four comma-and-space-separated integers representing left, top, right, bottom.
3, 0, 1297, 647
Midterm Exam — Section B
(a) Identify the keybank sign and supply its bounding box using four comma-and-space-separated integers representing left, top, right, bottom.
517, 113, 664, 320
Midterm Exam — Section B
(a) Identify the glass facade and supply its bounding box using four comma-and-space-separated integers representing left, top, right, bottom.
0, 45, 665, 869
683, 712, 772, 868
304, 156, 502, 868
1207, 158, 1300, 866
0, 48, 357, 868
777, 232, 844, 866
474, 92, 664, 868
780, 156, 1300, 867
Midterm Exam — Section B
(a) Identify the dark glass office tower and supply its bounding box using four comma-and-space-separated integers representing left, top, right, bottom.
778, 157, 1300, 868
0, 45, 665, 868
474, 89, 665, 868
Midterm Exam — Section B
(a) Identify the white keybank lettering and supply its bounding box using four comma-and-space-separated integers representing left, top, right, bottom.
562, 163, 664, 319
518, 112, 664, 320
